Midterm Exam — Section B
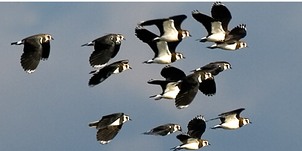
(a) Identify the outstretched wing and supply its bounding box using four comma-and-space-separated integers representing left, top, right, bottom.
211, 2, 232, 32
161, 65, 186, 81
187, 115, 206, 139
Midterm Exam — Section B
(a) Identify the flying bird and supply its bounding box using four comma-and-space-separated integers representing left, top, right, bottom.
148, 66, 215, 109
143, 123, 182, 136
207, 24, 247, 50
82, 34, 125, 68
175, 70, 213, 109
135, 26, 185, 64
191, 61, 232, 96
88, 60, 131, 87
192, 2, 232, 42
89, 112, 131, 144
192, 2, 248, 50
192, 61, 232, 76
148, 65, 186, 100
207, 108, 251, 130
138, 14, 191, 42
171, 115, 210, 151
11, 33, 54, 73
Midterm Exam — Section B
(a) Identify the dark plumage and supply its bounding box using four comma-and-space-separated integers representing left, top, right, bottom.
192, 61, 231, 76
208, 24, 248, 50
138, 14, 191, 42
88, 60, 131, 87
143, 123, 182, 136
11, 33, 53, 73
172, 115, 210, 150
175, 70, 213, 109
82, 34, 125, 68
148, 66, 214, 109
192, 2, 232, 42
89, 112, 131, 144
135, 26, 185, 64
148, 65, 186, 100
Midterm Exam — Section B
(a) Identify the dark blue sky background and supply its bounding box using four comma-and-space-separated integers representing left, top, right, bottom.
1, 2, 301, 151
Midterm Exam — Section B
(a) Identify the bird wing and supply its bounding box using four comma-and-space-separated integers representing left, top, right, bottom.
139, 18, 167, 35
219, 108, 245, 122
135, 26, 160, 56
167, 41, 181, 53
147, 79, 173, 92
89, 44, 114, 68
211, 2, 232, 32
169, 14, 187, 30
176, 134, 192, 143
199, 78, 216, 96
144, 124, 175, 136
41, 41, 50, 60
96, 125, 123, 144
192, 10, 214, 34
21, 38, 43, 72
161, 65, 186, 81
94, 113, 124, 129
175, 74, 200, 109
187, 115, 206, 139
88, 60, 128, 86
224, 24, 247, 42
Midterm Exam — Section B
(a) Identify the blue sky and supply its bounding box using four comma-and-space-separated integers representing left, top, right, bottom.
1, 2, 302, 151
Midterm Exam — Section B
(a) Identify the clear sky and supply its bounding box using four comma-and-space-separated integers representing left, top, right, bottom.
1, 2, 301, 151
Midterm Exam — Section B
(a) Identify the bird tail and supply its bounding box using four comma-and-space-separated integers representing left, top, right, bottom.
143, 60, 153, 64
170, 145, 181, 151
88, 121, 99, 128
11, 40, 23, 45
142, 131, 152, 135
198, 37, 207, 42
149, 94, 162, 100
207, 43, 218, 49
207, 45, 217, 49
211, 125, 221, 129
81, 41, 94, 47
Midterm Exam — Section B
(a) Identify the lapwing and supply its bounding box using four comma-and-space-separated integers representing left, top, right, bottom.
192, 61, 231, 76
138, 14, 191, 42
175, 70, 213, 109
208, 40, 247, 50
143, 123, 182, 136
88, 60, 131, 87
208, 108, 251, 130
148, 65, 186, 100
191, 61, 231, 96
208, 24, 247, 50
172, 115, 210, 150
135, 26, 185, 64
148, 66, 215, 106
82, 33, 125, 68
89, 112, 131, 144
11, 33, 53, 73
192, 2, 248, 44
192, 2, 232, 42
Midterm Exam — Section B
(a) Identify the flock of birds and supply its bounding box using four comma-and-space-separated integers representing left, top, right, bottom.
10, 2, 251, 150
